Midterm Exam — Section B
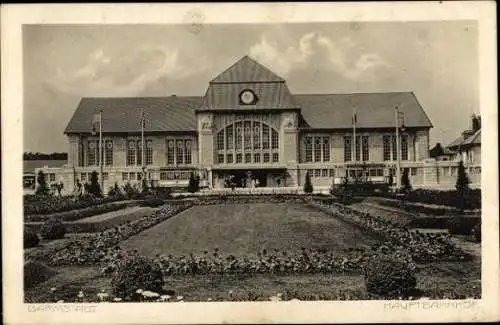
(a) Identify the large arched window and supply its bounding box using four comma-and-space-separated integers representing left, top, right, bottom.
215, 121, 279, 164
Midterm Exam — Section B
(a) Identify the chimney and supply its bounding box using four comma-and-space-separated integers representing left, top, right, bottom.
472, 114, 481, 132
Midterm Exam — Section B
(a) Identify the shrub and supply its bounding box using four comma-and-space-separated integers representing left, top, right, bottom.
108, 182, 123, 198
24, 261, 56, 289
303, 172, 313, 194
24, 230, 40, 248
187, 172, 200, 193
401, 168, 412, 192
35, 170, 51, 196
89, 171, 103, 198
40, 218, 66, 240
111, 254, 164, 301
472, 223, 481, 243
122, 182, 140, 199
447, 216, 480, 235
364, 255, 417, 298
139, 198, 165, 208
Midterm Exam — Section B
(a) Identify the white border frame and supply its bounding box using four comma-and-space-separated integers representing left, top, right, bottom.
2, 2, 498, 324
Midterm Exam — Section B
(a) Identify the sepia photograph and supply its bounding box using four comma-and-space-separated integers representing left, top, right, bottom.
2, 2, 498, 324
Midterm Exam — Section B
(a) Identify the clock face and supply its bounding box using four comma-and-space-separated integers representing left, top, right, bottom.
240, 90, 255, 105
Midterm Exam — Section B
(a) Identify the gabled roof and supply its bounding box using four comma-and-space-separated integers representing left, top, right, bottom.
295, 92, 433, 129
447, 129, 481, 149
199, 82, 298, 111
64, 96, 202, 134
210, 56, 285, 83
429, 143, 454, 158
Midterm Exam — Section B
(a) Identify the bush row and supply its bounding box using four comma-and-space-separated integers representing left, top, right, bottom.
25, 201, 137, 222
24, 195, 125, 216
377, 199, 454, 216
310, 200, 472, 264
379, 189, 481, 210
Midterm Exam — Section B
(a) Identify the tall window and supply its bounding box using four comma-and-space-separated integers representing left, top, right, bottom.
383, 135, 408, 161
323, 137, 330, 162
105, 140, 113, 166
235, 122, 243, 149
244, 121, 252, 149
262, 125, 270, 149
355, 136, 361, 161
226, 127, 234, 149
217, 131, 225, 150
214, 120, 279, 164
127, 140, 136, 166
314, 137, 321, 162
167, 140, 175, 165
184, 140, 192, 164
391, 136, 397, 161
87, 141, 97, 166
383, 136, 391, 161
136, 141, 142, 166
305, 137, 313, 162
176, 140, 184, 164
344, 136, 352, 162
401, 135, 408, 161
145, 140, 153, 165
253, 122, 260, 149
79, 143, 85, 167
361, 136, 369, 161
271, 129, 279, 149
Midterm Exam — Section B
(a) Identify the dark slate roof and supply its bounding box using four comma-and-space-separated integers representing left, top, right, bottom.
65, 92, 433, 134
295, 92, 433, 129
64, 96, 202, 134
210, 56, 285, 83
199, 82, 298, 111
429, 143, 454, 158
447, 129, 481, 149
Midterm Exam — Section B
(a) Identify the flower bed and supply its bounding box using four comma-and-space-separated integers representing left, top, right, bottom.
25, 201, 137, 223
27, 202, 193, 267
24, 195, 126, 216
309, 199, 472, 264
378, 189, 481, 210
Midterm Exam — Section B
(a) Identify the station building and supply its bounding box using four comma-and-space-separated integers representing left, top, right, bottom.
36, 56, 480, 193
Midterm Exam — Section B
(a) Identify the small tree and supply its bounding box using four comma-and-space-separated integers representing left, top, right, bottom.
401, 168, 412, 193
303, 172, 313, 194
35, 170, 50, 196
456, 160, 471, 211
89, 171, 102, 198
187, 172, 199, 193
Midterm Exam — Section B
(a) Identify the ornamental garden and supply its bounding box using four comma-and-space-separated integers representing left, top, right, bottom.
24, 166, 481, 303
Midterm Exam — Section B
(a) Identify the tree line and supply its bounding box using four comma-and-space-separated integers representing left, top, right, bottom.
24, 152, 68, 160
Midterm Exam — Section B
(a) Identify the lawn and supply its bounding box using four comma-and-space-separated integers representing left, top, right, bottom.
119, 203, 382, 258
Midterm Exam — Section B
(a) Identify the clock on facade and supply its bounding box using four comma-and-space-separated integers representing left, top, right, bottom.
240, 89, 257, 105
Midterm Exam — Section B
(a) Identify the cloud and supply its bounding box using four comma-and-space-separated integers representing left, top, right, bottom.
249, 32, 390, 80
249, 32, 317, 76
47, 47, 204, 97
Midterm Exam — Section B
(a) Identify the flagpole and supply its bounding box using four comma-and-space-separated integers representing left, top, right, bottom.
141, 108, 145, 185
395, 106, 401, 189
353, 107, 357, 164
99, 109, 103, 194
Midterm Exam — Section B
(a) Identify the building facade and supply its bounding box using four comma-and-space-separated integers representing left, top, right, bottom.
36, 56, 480, 193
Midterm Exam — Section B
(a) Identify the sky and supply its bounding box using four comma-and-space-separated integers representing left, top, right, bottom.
23, 21, 478, 153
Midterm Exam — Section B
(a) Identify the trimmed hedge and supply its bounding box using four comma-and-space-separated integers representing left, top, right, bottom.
364, 255, 417, 298
447, 217, 480, 235
24, 195, 124, 215
24, 230, 40, 248
139, 198, 165, 208
40, 218, 66, 240
379, 189, 481, 210
25, 202, 137, 223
